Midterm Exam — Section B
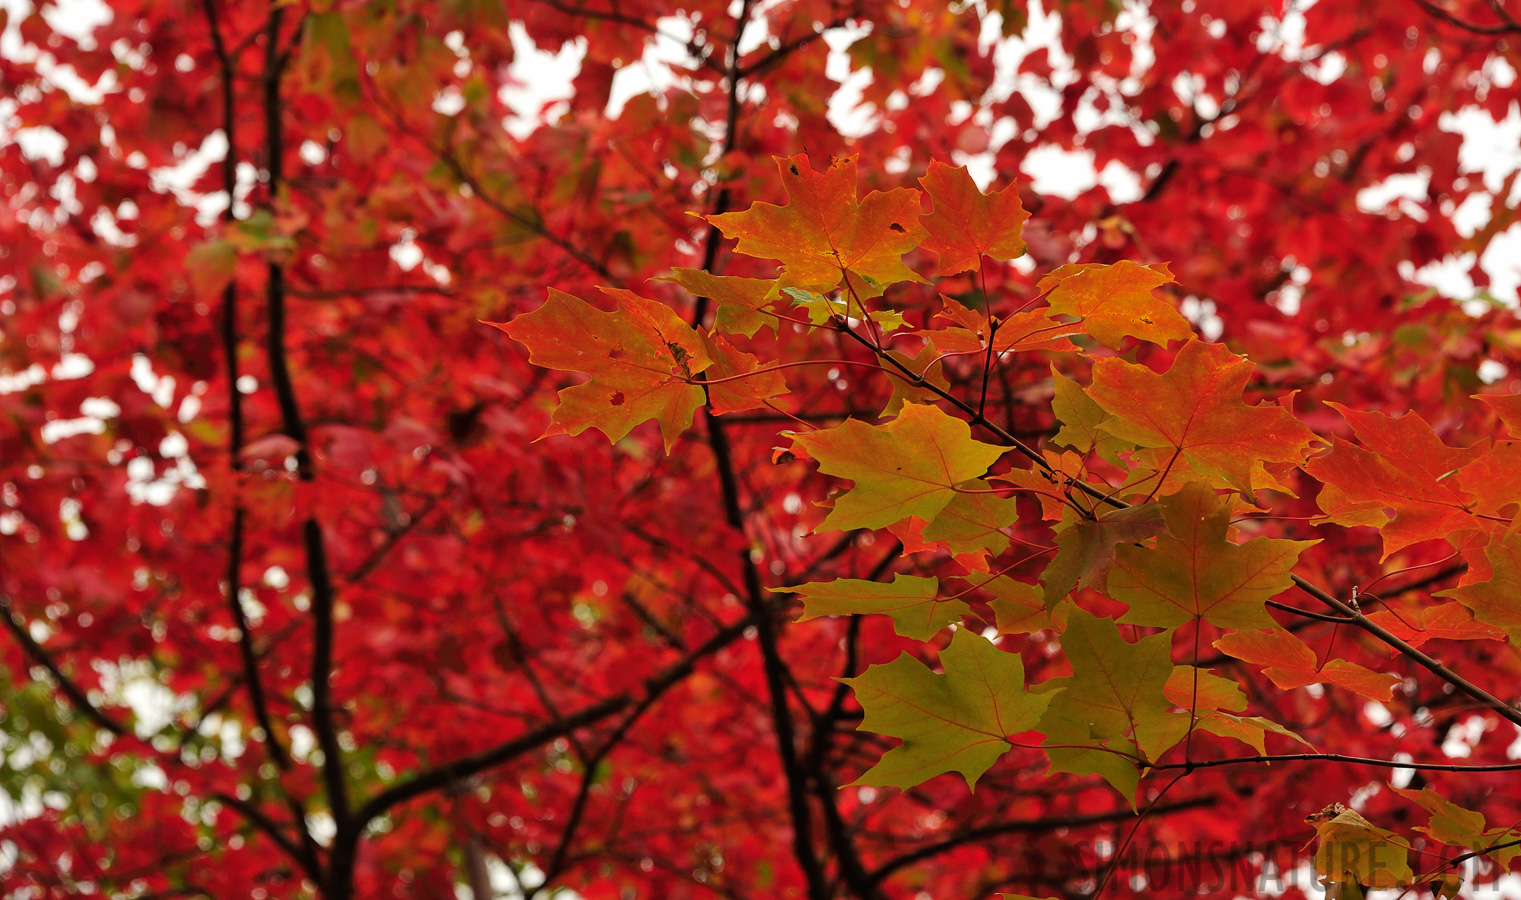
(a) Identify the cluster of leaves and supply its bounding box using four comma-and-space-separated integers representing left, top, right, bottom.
506, 154, 1521, 897
3, 0, 1521, 898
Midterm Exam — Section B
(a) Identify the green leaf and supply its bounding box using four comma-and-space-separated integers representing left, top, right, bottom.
792, 403, 1005, 532
1037, 608, 1176, 802
783, 574, 966, 641
781, 286, 906, 332
983, 579, 1069, 635
490, 288, 711, 453
844, 628, 1052, 789
1390, 786, 1521, 868
1110, 482, 1313, 629
920, 481, 1019, 559
185, 241, 237, 300
1050, 368, 1133, 463
659, 267, 778, 337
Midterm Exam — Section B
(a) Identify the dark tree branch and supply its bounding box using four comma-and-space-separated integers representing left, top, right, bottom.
867, 795, 1217, 886
678, 4, 831, 898
737, 14, 859, 79
214, 791, 322, 881
533, 614, 757, 896
796, 548, 899, 899
1287, 574, 1521, 728
202, 0, 290, 773
259, 4, 351, 873
0, 599, 126, 736
1410, 0, 1521, 34
327, 617, 751, 896
1153, 752, 1521, 772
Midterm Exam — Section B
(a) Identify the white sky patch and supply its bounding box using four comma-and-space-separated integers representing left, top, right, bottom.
0, 0, 116, 111
1441, 714, 1490, 759
823, 22, 876, 138
983, 0, 1073, 130
1392, 102, 1521, 307
1356, 169, 1430, 220
606, 15, 700, 118
499, 23, 584, 138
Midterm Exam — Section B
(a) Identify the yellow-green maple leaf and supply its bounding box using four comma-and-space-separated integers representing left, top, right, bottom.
658, 267, 778, 337
792, 403, 1004, 531
1040, 502, 1166, 609
1309, 806, 1414, 892
1391, 786, 1521, 868
1110, 482, 1313, 629
920, 481, 1019, 559
783, 574, 966, 641
844, 628, 1052, 789
1037, 608, 1177, 802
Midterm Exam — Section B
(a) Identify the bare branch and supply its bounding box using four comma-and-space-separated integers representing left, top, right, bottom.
0, 599, 127, 736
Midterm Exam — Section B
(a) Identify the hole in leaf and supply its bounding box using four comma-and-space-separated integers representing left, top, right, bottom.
610, 391, 626, 406
789, 164, 799, 175
889, 222, 905, 233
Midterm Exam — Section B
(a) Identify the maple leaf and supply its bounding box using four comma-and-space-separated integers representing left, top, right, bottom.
1164, 666, 1246, 712
784, 574, 966, 641
1308, 805, 1414, 892
927, 307, 1081, 358
185, 240, 237, 300
1305, 404, 1488, 559
490, 288, 711, 453
1037, 608, 1177, 800
1390, 787, 1521, 868
1191, 711, 1311, 755
917, 161, 1029, 276
658, 267, 778, 337
1437, 527, 1521, 643
919, 481, 1019, 561
1040, 502, 1166, 609
881, 345, 951, 417
844, 628, 1052, 789
981, 579, 1069, 635
1050, 368, 1133, 462
1212, 628, 1400, 701
1087, 339, 1318, 494
791, 403, 1005, 531
1363, 601, 1504, 646
707, 154, 928, 294
1110, 482, 1314, 629
1039, 260, 1192, 348
1455, 439, 1521, 518
1477, 393, 1521, 434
